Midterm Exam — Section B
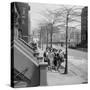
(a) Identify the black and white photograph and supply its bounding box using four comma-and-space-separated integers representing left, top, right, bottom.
11, 2, 88, 88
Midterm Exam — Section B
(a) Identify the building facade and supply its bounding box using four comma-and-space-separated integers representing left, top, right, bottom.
81, 7, 88, 48
14, 2, 30, 43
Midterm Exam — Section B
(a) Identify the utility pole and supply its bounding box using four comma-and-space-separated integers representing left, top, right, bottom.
41, 26, 43, 50
50, 23, 53, 48
39, 29, 42, 49
64, 13, 69, 74
46, 26, 48, 48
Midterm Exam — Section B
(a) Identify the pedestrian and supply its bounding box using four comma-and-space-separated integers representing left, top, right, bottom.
43, 48, 49, 62
53, 53, 57, 71
43, 51, 47, 62
57, 53, 62, 71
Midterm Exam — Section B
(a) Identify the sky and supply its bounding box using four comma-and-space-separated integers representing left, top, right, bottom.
29, 2, 84, 34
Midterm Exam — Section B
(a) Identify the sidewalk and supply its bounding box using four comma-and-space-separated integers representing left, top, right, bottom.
47, 56, 88, 86
37, 47, 88, 86
47, 70, 87, 86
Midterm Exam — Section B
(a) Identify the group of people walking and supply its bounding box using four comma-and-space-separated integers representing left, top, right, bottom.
43, 47, 66, 72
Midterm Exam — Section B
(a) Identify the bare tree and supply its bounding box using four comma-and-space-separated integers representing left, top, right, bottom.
38, 6, 82, 74
55, 6, 82, 74
37, 22, 49, 49
39, 9, 64, 48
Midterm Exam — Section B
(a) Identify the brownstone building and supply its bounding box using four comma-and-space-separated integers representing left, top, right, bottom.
12, 2, 30, 43
81, 7, 88, 48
